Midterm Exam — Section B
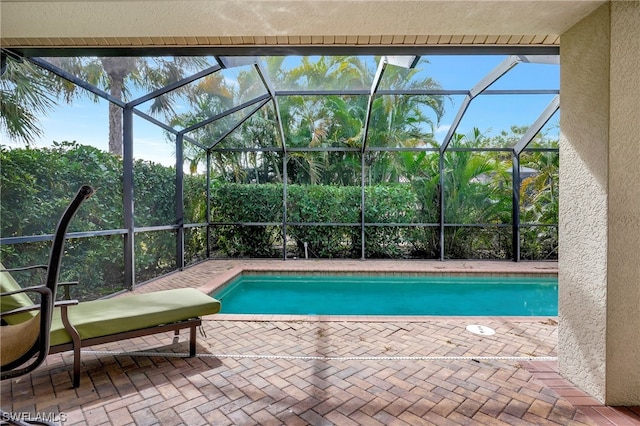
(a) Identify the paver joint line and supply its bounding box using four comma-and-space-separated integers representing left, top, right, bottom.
79, 350, 558, 363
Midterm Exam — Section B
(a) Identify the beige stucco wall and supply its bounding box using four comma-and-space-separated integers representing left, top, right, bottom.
559, 1, 640, 405
606, 0, 640, 405
559, 3, 609, 403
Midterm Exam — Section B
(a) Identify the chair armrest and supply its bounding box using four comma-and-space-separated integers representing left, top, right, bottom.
1, 304, 45, 318
57, 300, 82, 357
1, 285, 47, 298
54, 299, 79, 308
2, 266, 79, 299
1, 265, 48, 286
58, 281, 79, 300
0, 265, 48, 273
1, 286, 52, 319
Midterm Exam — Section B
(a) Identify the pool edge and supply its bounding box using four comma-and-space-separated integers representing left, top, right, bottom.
204, 313, 559, 323
198, 264, 558, 297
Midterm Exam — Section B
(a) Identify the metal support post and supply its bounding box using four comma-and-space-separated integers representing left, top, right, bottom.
512, 153, 521, 262
361, 154, 366, 260
282, 151, 288, 260
206, 150, 212, 259
438, 152, 445, 261
176, 133, 185, 270
122, 107, 135, 290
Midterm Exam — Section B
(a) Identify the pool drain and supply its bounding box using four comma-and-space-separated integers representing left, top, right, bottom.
466, 324, 496, 336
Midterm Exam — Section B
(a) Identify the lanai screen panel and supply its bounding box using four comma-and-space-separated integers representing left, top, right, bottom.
0, 51, 561, 292
450, 93, 559, 147
363, 150, 440, 259
443, 150, 513, 259
214, 102, 282, 150
184, 101, 268, 149
405, 56, 507, 90
132, 114, 176, 227
519, 110, 559, 260
261, 56, 378, 91
365, 94, 444, 148
278, 95, 367, 149
489, 58, 560, 91
286, 148, 362, 258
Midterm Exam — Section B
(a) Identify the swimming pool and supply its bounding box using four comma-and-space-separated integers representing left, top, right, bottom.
212, 273, 558, 316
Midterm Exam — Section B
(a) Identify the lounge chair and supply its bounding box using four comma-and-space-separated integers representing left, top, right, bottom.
1, 186, 221, 389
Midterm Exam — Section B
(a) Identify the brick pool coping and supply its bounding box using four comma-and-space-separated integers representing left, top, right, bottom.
196, 259, 558, 297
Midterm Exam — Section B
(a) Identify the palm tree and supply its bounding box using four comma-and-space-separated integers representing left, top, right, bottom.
7, 56, 210, 155
99, 57, 137, 155
164, 56, 447, 186
169, 72, 239, 180
372, 62, 444, 144
444, 129, 511, 223
0, 57, 58, 145
520, 150, 559, 223
278, 57, 373, 184
442, 129, 512, 257
363, 61, 445, 187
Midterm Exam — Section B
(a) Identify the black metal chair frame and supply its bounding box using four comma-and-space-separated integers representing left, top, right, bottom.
1, 185, 94, 426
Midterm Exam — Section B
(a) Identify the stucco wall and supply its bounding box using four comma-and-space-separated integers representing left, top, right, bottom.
606, 0, 640, 405
560, 1, 640, 405
559, 3, 610, 403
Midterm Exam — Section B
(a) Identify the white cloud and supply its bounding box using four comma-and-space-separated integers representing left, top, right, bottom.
435, 124, 451, 135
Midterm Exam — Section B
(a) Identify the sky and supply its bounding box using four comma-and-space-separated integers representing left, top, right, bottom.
2, 55, 559, 166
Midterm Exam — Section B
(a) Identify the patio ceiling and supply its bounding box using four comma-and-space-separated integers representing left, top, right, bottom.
1, 0, 606, 54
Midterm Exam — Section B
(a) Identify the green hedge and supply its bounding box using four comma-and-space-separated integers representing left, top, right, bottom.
0, 142, 208, 299
209, 183, 282, 257
209, 183, 441, 258
1, 142, 126, 299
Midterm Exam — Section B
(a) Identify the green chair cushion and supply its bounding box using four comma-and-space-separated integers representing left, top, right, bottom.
0, 263, 37, 324
50, 288, 221, 346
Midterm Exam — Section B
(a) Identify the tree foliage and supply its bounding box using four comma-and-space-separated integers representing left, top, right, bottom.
0, 142, 207, 300
0, 58, 59, 144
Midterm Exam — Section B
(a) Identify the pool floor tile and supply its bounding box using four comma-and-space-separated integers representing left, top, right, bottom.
2, 259, 639, 425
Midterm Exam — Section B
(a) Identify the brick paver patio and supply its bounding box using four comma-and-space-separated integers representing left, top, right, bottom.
2, 260, 639, 425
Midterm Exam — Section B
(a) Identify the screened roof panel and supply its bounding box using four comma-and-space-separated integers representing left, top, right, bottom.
259, 56, 378, 91
183, 99, 269, 149
366, 94, 445, 148
449, 93, 558, 148
38, 56, 219, 103
432, 94, 468, 147
215, 102, 283, 150
18, 54, 562, 155
138, 64, 269, 131
279, 95, 367, 149
377, 58, 443, 92
403, 56, 509, 91
524, 110, 560, 148
489, 61, 559, 91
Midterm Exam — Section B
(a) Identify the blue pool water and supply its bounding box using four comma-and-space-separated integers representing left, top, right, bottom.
212, 274, 558, 316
